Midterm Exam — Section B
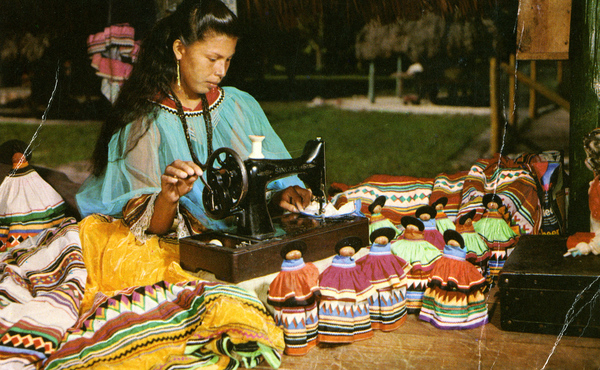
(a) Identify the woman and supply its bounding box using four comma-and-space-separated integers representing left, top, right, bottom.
62, 1, 310, 367
77, 0, 311, 235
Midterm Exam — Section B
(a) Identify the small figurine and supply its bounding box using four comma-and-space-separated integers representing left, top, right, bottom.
391, 216, 442, 313
355, 227, 410, 332
431, 197, 455, 233
415, 205, 445, 251
318, 236, 375, 343
368, 195, 402, 238
456, 209, 490, 276
267, 241, 320, 356
419, 230, 489, 330
0, 140, 66, 251
473, 194, 519, 281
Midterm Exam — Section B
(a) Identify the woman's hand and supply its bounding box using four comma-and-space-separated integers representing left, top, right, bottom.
160, 160, 203, 203
149, 160, 203, 235
271, 185, 313, 213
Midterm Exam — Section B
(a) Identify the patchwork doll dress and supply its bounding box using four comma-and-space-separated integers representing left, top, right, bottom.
355, 242, 411, 331
317, 254, 376, 343
473, 209, 519, 279
267, 257, 320, 356
391, 228, 442, 313
419, 244, 489, 330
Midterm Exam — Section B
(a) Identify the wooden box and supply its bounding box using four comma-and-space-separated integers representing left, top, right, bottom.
179, 215, 369, 283
499, 235, 600, 338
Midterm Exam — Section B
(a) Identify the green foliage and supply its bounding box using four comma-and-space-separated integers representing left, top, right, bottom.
0, 122, 100, 167
262, 102, 489, 186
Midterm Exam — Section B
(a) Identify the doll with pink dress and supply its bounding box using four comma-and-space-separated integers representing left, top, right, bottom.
415, 205, 445, 251
318, 236, 375, 343
356, 227, 410, 331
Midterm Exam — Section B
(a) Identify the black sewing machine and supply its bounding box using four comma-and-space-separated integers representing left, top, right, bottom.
179, 137, 369, 283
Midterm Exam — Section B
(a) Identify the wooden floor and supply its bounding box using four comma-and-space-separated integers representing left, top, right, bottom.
260, 287, 600, 369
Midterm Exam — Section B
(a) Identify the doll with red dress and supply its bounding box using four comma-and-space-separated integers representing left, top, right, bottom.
267, 241, 320, 355
355, 227, 410, 331
473, 194, 519, 281
415, 205, 445, 250
419, 230, 489, 330
391, 216, 442, 313
318, 236, 375, 343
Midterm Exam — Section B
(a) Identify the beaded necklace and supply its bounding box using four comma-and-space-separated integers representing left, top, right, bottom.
170, 90, 213, 170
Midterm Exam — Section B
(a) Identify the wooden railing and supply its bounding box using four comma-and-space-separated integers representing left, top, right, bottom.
489, 55, 569, 153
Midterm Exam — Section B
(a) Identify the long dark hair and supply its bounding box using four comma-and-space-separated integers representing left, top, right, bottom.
90, 0, 239, 176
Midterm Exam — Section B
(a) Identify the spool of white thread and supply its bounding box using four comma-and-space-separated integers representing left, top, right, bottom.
248, 135, 265, 159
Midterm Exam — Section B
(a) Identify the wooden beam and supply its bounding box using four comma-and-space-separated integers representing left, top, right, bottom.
568, 0, 600, 234
490, 57, 502, 154
508, 54, 517, 126
529, 61, 537, 119
499, 62, 570, 111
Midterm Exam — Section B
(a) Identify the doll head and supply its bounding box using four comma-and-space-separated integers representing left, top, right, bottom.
415, 205, 436, 221
431, 197, 448, 212
458, 209, 477, 227
368, 195, 387, 214
335, 236, 363, 257
482, 194, 502, 210
401, 215, 425, 235
280, 240, 307, 260
369, 227, 396, 245
0, 140, 31, 169
443, 229, 465, 248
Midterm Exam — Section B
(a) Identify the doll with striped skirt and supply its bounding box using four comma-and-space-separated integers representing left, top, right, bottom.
368, 195, 402, 239
473, 194, 519, 281
355, 227, 411, 331
456, 209, 490, 277
391, 216, 442, 313
419, 230, 489, 330
318, 236, 375, 343
267, 241, 320, 355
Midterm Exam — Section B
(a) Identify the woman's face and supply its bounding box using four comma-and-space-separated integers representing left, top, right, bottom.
173, 33, 237, 101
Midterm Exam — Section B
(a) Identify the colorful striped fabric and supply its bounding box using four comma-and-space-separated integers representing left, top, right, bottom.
332, 174, 434, 226
44, 280, 284, 369
0, 218, 86, 369
457, 155, 541, 235
0, 167, 66, 251
430, 171, 469, 221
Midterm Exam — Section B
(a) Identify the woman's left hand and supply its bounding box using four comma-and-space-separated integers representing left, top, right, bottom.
272, 185, 312, 213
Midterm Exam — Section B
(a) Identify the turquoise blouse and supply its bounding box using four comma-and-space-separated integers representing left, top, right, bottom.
76, 86, 303, 230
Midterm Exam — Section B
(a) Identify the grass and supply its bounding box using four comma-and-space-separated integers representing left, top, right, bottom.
0, 122, 101, 168
0, 102, 489, 187
262, 102, 489, 186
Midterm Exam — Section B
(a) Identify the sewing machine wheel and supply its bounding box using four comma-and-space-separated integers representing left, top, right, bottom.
203, 148, 248, 219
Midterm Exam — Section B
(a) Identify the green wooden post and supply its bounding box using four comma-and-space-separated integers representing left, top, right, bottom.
396, 56, 402, 98
568, 0, 600, 233
368, 61, 376, 103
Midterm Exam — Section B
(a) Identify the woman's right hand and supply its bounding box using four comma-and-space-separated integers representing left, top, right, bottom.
160, 160, 203, 203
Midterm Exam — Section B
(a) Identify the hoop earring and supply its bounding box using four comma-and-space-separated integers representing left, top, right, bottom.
176, 60, 182, 90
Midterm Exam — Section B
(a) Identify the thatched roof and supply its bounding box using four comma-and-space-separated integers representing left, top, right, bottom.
243, 0, 510, 28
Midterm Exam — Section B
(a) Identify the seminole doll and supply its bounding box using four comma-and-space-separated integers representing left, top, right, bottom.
473, 194, 519, 281
267, 241, 320, 355
419, 230, 489, 330
356, 227, 410, 331
318, 236, 375, 343
431, 197, 455, 233
456, 209, 490, 276
368, 195, 402, 239
415, 205, 445, 250
391, 216, 442, 313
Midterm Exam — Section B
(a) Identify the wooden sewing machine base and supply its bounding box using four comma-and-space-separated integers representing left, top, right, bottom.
179, 214, 369, 283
